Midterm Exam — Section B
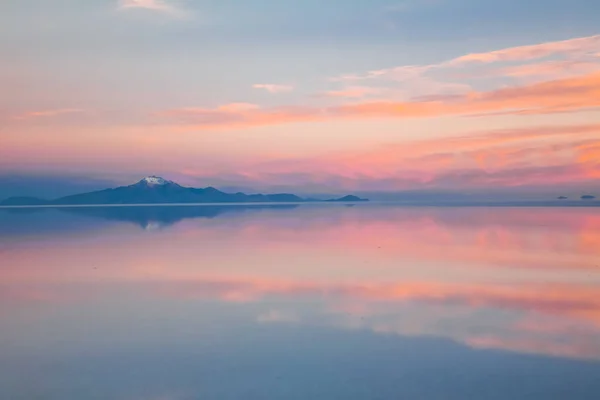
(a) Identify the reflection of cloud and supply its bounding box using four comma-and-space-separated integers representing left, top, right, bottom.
465, 334, 600, 360
7, 277, 598, 360
3, 206, 600, 360
157, 279, 600, 323
198, 278, 600, 359
257, 310, 300, 323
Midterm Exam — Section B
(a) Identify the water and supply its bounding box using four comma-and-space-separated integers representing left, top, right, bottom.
1, 204, 599, 400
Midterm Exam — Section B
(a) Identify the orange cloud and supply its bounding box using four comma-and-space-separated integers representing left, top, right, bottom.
216, 121, 600, 190
160, 72, 600, 130
331, 124, 600, 168
159, 104, 325, 129
11, 108, 84, 121
498, 59, 600, 79
322, 87, 385, 98
338, 71, 600, 118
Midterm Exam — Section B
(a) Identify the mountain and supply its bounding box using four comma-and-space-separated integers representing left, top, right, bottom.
326, 195, 368, 202
581, 195, 596, 200
1, 176, 368, 206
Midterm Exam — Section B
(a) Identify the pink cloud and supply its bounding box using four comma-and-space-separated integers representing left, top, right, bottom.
498, 59, 600, 78
321, 86, 384, 98
117, 0, 187, 18
160, 71, 600, 130
200, 122, 600, 190
252, 84, 294, 93
328, 35, 600, 102
11, 108, 84, 121
448, 34, 600, 66
337, 34, 600, 82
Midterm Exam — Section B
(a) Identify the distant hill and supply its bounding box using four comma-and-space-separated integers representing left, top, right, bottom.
581, 195, 596, 200
0, 176, 368, 206
326, 195, 368, 202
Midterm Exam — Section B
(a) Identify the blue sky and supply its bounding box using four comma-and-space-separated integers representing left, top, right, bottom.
1, 0, 599, 197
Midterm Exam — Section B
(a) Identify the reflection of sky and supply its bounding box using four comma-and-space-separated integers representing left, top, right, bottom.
1, 205, 600, 399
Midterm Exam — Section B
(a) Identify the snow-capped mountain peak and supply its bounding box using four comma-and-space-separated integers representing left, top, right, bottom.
141, 176, 170, 186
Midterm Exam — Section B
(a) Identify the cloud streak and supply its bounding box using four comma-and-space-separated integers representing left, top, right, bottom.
449, 34, 600, 66
337, 34, 600, 82
192, 122, 600, 191
159, 71, 600, 130
252, 84, 294, 94
11, 109, 84, 121
327, 34, 600, 103
117, 0, 188, 18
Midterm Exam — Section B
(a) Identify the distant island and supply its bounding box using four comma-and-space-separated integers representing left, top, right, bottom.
557, 195, 597, 201
0, 176, 368, 206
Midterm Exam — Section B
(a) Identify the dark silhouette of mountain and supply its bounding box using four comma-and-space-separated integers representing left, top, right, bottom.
557, 196, 568, 200
581, 195, 596, 200
1, 176, 368, 206
326, 195, 368, 202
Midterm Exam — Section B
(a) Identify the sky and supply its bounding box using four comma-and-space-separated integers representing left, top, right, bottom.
1, 0, 600, 197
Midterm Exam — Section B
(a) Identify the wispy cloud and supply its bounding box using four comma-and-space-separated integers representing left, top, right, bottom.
117, 0, 188, 18
252, 84, 294, 94
236, 122, 600, 190
325, 34, 600, 105
257, 310, 300, 323
321, 86, 385, 98
336, 34, 600, 82
448, 34, 600, 66
159, 71, 600, 130
12, 109, 84, 121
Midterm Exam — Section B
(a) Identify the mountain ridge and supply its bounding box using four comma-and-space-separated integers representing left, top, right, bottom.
0, 176, 368, 206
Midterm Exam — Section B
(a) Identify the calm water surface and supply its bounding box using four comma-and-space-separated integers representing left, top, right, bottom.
1, 204, 599, 399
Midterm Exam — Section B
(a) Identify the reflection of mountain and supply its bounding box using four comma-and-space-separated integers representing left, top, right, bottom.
0, 204, 302, 235
59, 204, 300, 229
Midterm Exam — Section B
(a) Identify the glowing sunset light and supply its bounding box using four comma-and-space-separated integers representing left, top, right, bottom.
1, 0, 599, 196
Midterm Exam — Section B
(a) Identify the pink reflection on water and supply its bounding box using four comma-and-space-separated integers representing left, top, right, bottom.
1, 206, 600, 360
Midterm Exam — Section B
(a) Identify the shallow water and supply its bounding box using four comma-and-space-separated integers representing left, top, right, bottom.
1, 204, 599, 400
